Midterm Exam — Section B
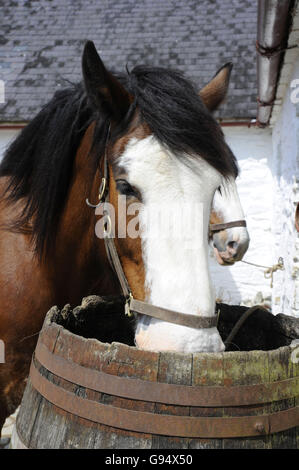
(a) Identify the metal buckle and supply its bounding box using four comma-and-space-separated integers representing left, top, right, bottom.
86, 178, 107, 208
216, 308, 221, 327
98, 178, 106, 201
125, 292, 134, 317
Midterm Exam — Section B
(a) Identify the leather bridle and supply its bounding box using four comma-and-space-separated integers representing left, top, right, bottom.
86, 135, 247, 330
209, 219, 247, 236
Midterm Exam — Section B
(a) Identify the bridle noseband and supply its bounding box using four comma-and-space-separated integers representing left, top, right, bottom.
209, 219, 247, 237
86, 135, 247, 330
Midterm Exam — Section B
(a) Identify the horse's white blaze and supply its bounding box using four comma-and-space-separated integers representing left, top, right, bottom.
119, 136, 225, 353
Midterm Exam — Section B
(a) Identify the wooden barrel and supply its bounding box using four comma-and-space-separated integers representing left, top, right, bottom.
14, 307, 299, 449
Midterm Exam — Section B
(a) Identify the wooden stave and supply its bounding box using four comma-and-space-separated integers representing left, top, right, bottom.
15, 309, 299, 449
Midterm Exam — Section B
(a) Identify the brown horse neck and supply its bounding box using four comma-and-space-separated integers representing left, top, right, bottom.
45, 123, 121, 305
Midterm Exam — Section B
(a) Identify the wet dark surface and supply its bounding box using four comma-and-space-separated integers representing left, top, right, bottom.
52, 295, 299, 352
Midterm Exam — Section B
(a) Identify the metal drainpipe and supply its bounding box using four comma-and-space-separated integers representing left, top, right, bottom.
257, 0, 294, 127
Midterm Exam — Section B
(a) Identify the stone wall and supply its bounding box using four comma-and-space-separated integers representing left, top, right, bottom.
271, 61, 299, 317
209, 125, 275, 308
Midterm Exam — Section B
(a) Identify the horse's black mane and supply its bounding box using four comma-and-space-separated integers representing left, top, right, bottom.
0, 65, 238, 256
124, 66, 238, 177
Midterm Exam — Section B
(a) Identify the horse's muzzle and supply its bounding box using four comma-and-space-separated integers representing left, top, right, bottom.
213, 230, 250, 265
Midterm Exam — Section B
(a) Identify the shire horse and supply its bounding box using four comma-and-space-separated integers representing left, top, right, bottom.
0, 41, 249, 432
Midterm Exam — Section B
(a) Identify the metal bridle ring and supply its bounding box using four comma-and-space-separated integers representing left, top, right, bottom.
103, 213, 112, 238
98, 178, 106, 201
85, 178, 107, 208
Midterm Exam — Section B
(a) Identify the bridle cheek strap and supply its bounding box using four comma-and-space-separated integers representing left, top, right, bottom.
103, 235, 218, 329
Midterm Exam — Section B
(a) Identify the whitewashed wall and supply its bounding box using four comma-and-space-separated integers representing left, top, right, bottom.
209, 126, 275, 308
270, 61, 299, 317
0, 129, 20, 162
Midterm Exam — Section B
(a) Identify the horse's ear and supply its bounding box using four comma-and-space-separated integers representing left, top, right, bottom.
82, 41, 131, 121
199, 63, 233, 112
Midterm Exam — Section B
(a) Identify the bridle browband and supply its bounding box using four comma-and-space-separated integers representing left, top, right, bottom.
86, 130, 247, 330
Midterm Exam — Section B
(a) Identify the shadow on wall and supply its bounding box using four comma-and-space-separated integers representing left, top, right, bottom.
209, 248, 242, 305
209, 247, 273, 308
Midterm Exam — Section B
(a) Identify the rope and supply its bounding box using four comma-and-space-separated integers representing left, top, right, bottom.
240, 257, 284, 288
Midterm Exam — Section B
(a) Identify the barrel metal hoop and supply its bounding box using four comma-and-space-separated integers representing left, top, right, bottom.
35, 341, 299, 408
29, 359, 299, 439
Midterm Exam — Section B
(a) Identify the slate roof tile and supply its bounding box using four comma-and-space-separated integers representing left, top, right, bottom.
0, 0, 257, 121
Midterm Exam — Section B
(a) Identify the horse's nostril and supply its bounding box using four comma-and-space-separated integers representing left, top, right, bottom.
227, 241, 239, 256
227, 241, 238, 250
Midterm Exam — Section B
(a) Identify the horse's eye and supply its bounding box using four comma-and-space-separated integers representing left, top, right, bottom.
116, 179, 140, 198
217, 186, 222, 195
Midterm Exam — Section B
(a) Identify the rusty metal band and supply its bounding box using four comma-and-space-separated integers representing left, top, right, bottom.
209, 219, 247, 233
35, 341, 299, 408
29, 359, 299, 438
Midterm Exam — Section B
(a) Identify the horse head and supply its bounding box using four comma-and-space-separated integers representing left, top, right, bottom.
82, 41, 249, 353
